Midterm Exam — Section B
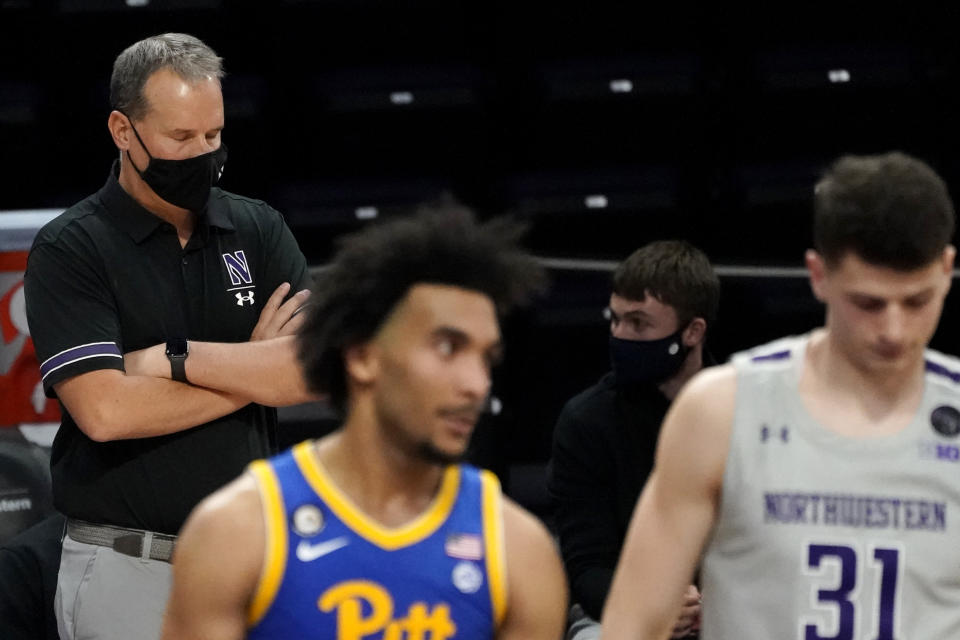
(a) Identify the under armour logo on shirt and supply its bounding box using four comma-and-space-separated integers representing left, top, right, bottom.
236, 291, 255, 306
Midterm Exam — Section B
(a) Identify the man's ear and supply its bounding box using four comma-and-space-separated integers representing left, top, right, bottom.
806, 249, 828, 303
942, 245, 956, 273
940, 245, 956, 296
682, 317, 707, 348
344, 342, 379, 386
107, 110, 132, 151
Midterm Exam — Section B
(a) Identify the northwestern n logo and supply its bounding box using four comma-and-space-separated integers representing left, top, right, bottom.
222, 251, 252, 286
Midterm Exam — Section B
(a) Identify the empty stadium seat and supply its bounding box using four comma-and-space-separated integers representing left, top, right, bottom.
0, 432, 53, 546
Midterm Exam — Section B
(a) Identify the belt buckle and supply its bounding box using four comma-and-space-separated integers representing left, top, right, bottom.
113, 533, 143, 558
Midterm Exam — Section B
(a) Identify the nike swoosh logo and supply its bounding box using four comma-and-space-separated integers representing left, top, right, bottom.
295, 536, 350, 562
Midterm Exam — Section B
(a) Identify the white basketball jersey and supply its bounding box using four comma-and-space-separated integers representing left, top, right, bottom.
700, 334, 960, 640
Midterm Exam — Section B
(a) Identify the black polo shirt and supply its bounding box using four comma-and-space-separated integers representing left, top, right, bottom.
24, 165, 311, 535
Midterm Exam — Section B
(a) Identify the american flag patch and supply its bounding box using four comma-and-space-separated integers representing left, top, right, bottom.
445, 534, 483, 560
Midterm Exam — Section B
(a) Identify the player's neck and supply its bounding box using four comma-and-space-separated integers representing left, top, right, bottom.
313, 426, 447, 529
818, 329, 925, 400
800, 330, 925, 435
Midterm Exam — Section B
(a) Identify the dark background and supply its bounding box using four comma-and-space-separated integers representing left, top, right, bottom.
3, 0, 960, 507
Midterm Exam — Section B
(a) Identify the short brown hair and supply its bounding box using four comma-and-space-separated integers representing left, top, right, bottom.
814, 151, 955, 270
613, 240, 719, 329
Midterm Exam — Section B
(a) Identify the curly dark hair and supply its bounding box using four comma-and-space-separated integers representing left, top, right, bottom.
814, 152, 955, 270
296, 202, 546, 411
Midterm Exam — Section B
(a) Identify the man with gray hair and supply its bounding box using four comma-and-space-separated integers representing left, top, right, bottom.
24, 34, 313, 640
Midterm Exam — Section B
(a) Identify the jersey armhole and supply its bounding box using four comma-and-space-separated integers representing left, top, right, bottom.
480, 469, 508, 628
246, 460, 288, 627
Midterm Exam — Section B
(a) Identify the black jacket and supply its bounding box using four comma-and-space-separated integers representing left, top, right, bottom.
547, 372, 669, 619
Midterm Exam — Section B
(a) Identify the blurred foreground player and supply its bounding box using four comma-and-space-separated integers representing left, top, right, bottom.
603, 151, 960, 639
161, 206, 568, 639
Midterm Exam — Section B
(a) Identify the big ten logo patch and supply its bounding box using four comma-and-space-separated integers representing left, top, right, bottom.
919, 441, 960, 462
319, 580, 456, 640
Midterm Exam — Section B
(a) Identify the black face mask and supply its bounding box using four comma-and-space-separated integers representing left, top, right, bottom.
125, 118, 227, 212
609, 330, 689, 388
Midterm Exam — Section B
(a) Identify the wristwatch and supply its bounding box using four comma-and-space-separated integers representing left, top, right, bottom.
165, 338, 189, 383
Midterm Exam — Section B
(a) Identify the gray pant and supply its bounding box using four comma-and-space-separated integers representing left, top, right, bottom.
55, 535, 172, 640
567, 604, 602, 640
568, 616, 602, 640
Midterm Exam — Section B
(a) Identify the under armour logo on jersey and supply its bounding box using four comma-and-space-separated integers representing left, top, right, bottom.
761, 425, 789, 443
236, 291, 255, 306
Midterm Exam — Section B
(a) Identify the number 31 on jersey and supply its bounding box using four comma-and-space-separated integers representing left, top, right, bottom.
800, 541, 903, 640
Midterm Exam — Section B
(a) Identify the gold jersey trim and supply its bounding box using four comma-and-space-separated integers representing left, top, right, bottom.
292, 441, 461, 550
246, 460, 289, 627
480, 469, 508, 627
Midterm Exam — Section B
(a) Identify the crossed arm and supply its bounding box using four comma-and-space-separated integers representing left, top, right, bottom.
120, 282, 317, 407
55, 283, 317, 442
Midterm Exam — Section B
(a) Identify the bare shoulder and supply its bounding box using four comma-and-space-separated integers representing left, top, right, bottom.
181, 472, 263, 540
677, 363, 737, 407
500, 496, 563, 591
162, 472, 267, 640
498, 497, 567, 640
500, 497, 554, 551
174, 471, 265, 582
655, 364, 738, 495
667, 364, 737, 439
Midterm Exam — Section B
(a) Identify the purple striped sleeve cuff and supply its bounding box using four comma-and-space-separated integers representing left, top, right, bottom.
40, 341, 123, 381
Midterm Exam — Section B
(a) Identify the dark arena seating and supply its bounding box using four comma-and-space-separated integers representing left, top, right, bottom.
2, 0, 959, 517
0, 431, 54, 546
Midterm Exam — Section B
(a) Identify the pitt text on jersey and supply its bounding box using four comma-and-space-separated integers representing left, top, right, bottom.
319, 580, 456, 640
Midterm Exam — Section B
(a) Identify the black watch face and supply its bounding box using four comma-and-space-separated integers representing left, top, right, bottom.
166, 339, 188, 357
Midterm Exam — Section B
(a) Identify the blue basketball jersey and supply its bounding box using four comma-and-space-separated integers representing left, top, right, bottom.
245, 441, 507, 639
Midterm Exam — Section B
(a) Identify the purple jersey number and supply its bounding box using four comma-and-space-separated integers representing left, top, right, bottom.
804, 543, 900, 640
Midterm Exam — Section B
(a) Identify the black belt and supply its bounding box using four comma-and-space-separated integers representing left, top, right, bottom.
66, 519, 176, 563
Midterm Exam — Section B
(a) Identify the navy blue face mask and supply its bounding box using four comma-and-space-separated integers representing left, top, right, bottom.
610, 329, 689, 388
125, 116, 228, 212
